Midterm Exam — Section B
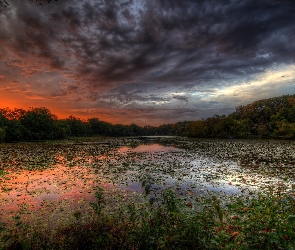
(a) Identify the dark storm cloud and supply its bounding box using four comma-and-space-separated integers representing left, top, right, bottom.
172, 95, 188, 103
4, 1, 295, 73
1, 0, 295, 124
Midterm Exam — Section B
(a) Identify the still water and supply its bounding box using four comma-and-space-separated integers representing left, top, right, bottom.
1, 138, 294, 225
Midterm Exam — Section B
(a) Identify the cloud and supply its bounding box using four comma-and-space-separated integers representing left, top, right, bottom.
0, 0, 294, 124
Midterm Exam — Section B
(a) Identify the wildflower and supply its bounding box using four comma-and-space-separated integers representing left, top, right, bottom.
229, 232, 239, 242
231, 232, 239, 238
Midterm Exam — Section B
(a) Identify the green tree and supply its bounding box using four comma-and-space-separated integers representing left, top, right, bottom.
54, 120, 71, 139
273, 121, 295, 139
66, 116, 92, 136
232, 118, 253, 138
20, 107, 58, 140
0, 108, 26, 141
4, 120, 25, 142
128, 123, 143, 136
112, 124, 128, 136
0, 112, 7, 127
0, 127, 6, 142
256, 123, 269, 139
186, 120, 208, 138
88, 118, 113, 135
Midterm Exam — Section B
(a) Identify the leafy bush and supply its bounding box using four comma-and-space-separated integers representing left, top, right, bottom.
1, 183, 295, 249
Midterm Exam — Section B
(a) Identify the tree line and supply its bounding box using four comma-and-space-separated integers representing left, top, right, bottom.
145, 94, 295, 139
0, 107, 161, 142
178, 94, 295, 139
0, 94, 295, 142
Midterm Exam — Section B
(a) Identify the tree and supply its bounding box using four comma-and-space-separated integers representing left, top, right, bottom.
0, 108, 26, 120
0, 109, 26, 141
66, 116, 92, 136
0, 112, 7, 127
4, 119, 25, 142
20, 107, 58, 140
88, 118, 105, 135
0, 127, 5, 142
186, 120, 208, 138
89, 118, 121, 136
54, 120, 71, 139
232, 119, 253, 138
256, 123, 269, 139
273, 121, 295, 139
128, 123, 143, 136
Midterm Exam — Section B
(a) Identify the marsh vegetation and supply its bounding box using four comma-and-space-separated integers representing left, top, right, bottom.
0, 137, 295, 249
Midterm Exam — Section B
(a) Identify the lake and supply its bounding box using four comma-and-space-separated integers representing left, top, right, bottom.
1, 137, 295, 227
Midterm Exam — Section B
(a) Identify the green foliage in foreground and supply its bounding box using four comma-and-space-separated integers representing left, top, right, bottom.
1, 185, 295, 250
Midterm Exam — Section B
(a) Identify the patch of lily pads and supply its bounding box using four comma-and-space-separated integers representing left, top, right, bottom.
0, 137, 295, 231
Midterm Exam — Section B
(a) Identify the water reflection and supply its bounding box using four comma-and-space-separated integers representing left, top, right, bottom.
0, 165, 113, 222
1, 139, 294, 227
118, 143, 183, 153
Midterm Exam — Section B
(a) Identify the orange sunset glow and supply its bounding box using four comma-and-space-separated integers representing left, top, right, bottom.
0, 0, 294, 126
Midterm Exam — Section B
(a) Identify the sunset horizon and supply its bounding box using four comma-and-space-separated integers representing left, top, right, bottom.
1, 0, 295, 126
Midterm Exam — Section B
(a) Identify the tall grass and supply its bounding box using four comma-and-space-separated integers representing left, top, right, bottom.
1, 183, 295, 250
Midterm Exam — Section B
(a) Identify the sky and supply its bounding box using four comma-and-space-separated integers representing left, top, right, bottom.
0, 0, 295, 126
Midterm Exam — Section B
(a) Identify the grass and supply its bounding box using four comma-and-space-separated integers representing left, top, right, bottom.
1, 182, 295, 250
